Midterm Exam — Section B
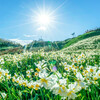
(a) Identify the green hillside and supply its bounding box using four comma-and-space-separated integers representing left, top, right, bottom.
63, 28, 100, 48
26, 38, 71, 51
0, 38, 23, 55
0, 38, 21, 49
63, 35, 100, 51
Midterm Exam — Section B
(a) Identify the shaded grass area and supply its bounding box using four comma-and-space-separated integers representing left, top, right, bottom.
0, 47, 23, 55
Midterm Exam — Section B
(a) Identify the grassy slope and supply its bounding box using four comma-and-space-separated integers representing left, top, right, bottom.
63, 29, 100, 48
63, 35, 100, 51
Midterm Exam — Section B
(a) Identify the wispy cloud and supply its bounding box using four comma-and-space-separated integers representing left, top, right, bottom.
37, 26, 47, 31
24, 34, 37, 38
9, 39, 33, 45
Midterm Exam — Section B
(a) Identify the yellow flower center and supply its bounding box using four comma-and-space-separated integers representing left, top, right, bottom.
87, 78, 89, 80
82, 73, 84, 75
12, 79, 15, 82
27, 75, 30, 78
94, 77, 97, 80
58, 89, 61, 93
90, 69, 93, 72
35, 88, 38, 90
8, 76, 11, 79
36, 84, 39, 88
36, 68, 40, 72
69, 67, 71, 69
27, 72, 30, 74
14, 75, 17, 77
22, 82, 26, 86
73, 70, 76, 72
31, 85, 34, 88
65, 68, 68, 71
72, 65, 75, 67
67, 91, 74, 96
5, 73, 8, 76
35, 72, 38, 76
16, 80, 19, 83
85, 70, 88, 73
19, 83, 21, 86
41, 78, 48, 84
61, 86, 66, 91
77, 66, 79, 68
81, 66, 83, 69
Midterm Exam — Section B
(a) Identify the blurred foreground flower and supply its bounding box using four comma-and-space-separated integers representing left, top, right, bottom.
53, 66, 57, 71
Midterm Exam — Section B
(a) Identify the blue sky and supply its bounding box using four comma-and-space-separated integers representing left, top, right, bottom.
0, 0, 100, 45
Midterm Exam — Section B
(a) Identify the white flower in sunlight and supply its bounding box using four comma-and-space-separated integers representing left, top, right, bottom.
27, 81, 34, 89
27, 74, 31, 78
30, 69, 34, 72
34, 80, 41, 90
76, 72, 86, 89
67, 83, 78, 100
4, 69, 9, 76
96, 70, 100, 78
0, 68, 4, 75
76, 72, 84, 81
38, 71, 48, 87
14, 73, 18, 78
67, 90, 77, 100
26, 70, 30, 74
86, 66, 97, 73
39, 71, 48, 78
7, 74, 11, 79
59, 79, 67, 86
56, 72, 62, 78
63, 73, 67, 76
0, 58, 4, 64
51, 83, 67, 97
1, 92, 7, 99
49, 74, 58, 82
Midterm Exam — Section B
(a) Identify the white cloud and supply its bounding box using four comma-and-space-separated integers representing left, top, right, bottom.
9, 39, 33, 46
37, 26, 47, 31
24, 35, 32, 38
24, 34, 38, 38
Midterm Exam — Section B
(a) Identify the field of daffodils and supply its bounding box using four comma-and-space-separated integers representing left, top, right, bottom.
0, 49, 100, 100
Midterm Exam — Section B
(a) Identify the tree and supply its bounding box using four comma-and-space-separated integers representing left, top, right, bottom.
71, 32, 75, 38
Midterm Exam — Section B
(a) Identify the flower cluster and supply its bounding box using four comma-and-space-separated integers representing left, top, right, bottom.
0, 50, 100, 100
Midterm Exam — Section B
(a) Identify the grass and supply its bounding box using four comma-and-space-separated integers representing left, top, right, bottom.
0, 46, 14, 51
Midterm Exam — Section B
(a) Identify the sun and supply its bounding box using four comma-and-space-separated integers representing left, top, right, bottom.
37, 13, 51, 26
31, 5, 59, 31
34, 11, 55, 31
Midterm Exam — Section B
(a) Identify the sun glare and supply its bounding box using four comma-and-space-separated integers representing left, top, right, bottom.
33, 9, 55, 31
37, 13, 51, 25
